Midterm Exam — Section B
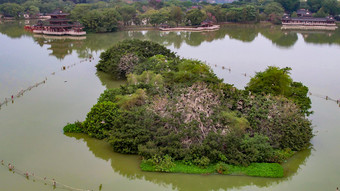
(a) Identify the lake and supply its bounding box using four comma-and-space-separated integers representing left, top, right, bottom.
0, 20, 340, 191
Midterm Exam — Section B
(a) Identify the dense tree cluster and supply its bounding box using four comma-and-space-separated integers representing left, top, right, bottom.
246, 66, 312, 115
0, 0, 76, 18
70, 40, 313, 167
96, 40, 177, 77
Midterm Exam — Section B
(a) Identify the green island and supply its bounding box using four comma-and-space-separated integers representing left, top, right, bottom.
64, 39, 313, 178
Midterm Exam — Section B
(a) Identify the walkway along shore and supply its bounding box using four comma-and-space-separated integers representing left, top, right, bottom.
159, 25, 220, 32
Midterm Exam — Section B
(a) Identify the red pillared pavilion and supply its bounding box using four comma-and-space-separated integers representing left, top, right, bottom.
28, 9, 86, 36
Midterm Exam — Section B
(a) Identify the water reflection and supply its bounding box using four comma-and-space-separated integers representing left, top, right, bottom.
1, 21, 340, 61
96, 71, 126, 89
65, 133, 311, 191
33, 35, 87, 60
0, 21, 31, 39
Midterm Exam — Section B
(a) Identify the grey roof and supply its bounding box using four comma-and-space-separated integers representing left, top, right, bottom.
47, 9, 69, 16
297, 9, 311, 14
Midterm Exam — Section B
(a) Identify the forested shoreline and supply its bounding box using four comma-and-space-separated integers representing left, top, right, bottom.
1, 0, 340, 32
64, 39, 313, 177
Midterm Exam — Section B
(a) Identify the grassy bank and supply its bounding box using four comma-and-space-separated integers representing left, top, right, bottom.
140, 161, 284, 178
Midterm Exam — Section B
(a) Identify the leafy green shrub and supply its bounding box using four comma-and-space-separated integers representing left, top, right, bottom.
127, 71, 164, 89
97, 89, 123, 103
109, 106, 157, 154
146, 155, 175, 172
115, 89, 147, 110
241, 134, 274, 164
164, 59, 222, 86
132, 55, 179, 75
215, 162, 229, 174
219, 111, 250, 131
290, 81, 312, 115
77, 8, 122, 33
96, 39, 176, 78
240, 95, 313, 151
244, 163, 283, 178
63, 121, 83, 133
193, 156, 211, 168
271, 148, 295, 163
246, 66, 312, 115
246, 66, 292, 96
98, 84, 154, 104
83, 101, 121, 139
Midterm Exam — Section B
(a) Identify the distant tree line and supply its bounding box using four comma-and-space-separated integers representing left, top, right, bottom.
1, 0, 340, 31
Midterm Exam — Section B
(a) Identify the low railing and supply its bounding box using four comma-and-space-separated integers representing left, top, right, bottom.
67, 30, 86, 36
32, 30, 44, 34
43, 31, 65, 35
282, 22, 337, 26
32, 30, 86, 36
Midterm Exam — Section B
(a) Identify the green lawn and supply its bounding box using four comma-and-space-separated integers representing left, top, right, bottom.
140, 161, 284, 178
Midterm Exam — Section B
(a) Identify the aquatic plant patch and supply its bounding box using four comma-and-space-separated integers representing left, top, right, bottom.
140, 160, 284, 178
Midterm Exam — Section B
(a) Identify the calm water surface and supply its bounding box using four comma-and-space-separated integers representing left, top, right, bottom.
0, 21, 340, 191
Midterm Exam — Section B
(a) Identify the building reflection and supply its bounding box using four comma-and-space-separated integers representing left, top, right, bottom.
33, 35, 86, 59
1, 21, 340, 60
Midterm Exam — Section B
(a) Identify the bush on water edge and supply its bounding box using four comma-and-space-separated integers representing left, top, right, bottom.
63, 122, 84, 133
140, 160, 284, 178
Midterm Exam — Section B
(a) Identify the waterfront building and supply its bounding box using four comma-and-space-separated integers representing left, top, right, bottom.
282, 9, 337, 30
30, 9, 86, 36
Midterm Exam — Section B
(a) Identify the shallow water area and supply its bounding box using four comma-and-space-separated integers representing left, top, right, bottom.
1, 21, 340, 191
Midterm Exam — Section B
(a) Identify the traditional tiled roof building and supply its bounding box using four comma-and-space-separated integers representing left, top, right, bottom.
281, 9, 337, 30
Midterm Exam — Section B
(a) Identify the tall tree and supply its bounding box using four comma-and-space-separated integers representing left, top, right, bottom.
186, 9, 206, 26
170, 6, 183, 26
27, 5, 39, 15
81, 8, 122, 33
246, 66, 311, 115
307, 0, 322, 12
322, 0, 339, 15
274, 0, 299, 13
149, 9, 169, 26
264, 2, 284, 16
117, 5, 137, 26
243, 5, 258, 22
0, 3, 24, 18
71, 4, 91, 21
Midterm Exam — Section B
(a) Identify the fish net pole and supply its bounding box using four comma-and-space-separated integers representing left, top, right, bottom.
1, 160, 93, 191
0, 58, 94, 110
206, 62, 340, 108
1, 58, 338, 109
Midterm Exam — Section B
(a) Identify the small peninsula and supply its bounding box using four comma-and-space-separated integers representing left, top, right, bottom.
64, 39, 313, 178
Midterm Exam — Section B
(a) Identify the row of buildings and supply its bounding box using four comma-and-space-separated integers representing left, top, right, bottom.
281, 9, 338, 30
21, 8, 340, 37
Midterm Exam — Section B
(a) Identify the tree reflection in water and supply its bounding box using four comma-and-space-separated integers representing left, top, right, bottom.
65, 133, 311, 191
1, 21, 340, 61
